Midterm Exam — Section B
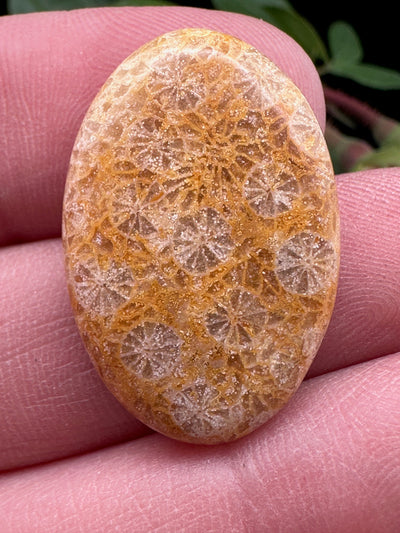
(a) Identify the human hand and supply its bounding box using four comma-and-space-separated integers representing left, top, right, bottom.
0, 7, 399, 532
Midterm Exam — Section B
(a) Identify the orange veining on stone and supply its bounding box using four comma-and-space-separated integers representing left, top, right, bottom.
62, 29, 340, 444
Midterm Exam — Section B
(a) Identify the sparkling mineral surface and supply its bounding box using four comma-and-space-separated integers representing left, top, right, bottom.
62, 29, 340, 444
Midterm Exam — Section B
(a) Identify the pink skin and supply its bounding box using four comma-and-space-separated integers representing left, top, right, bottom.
0, 7, 399, 532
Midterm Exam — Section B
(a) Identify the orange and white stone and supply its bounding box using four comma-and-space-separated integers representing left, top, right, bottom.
62, 29, 340, 444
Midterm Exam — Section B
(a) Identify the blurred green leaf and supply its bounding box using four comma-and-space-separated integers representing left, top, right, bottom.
9, 0, 172, 13
322, 20, 400, 89
384, 124, 400, 146
352, 143, 400, 171
9, 0, 101, 12
264, 7, 328, 62
110, 0, 175, 5
328, 62, 400, 89
211, 0, 292, 21
328, 21, 363, 64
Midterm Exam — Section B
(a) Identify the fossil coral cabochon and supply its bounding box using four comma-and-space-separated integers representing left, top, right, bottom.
62, 29, 340, 444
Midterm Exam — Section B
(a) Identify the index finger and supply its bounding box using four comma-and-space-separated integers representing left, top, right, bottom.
0, 6, 325, 246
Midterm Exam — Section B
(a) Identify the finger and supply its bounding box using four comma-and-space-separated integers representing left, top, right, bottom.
0, 239, 150, 473
1, 354, 399, 532
0, 7, 324, 246
310, 167, 400, 377
1, 168, 400, 472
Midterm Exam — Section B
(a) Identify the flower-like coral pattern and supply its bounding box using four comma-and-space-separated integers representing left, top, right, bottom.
276, 232, 336, 295
111, 182, 159, 238
170, 378, 240, 438
205, 288, 268, 349
120, 322, 182, 379
268, 351, 300, 388
148, 52, 206, 111
244, 166, 299, 217
72, 258, 134, 315
63, 200, 89, 241
172, 207, 234, 273
288, 103, 326, 157
128, 117, 185, 173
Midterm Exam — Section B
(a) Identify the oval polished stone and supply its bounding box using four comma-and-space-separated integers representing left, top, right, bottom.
62, 29, 340, 444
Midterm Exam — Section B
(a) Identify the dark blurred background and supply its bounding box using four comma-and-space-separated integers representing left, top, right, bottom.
2, 0, 399, 120
292, 0, 399, 121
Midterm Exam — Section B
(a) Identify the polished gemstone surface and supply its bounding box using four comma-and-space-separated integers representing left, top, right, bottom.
62, 29, 340, 444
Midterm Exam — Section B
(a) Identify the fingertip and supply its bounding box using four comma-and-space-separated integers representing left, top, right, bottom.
311, 167, 400, 376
